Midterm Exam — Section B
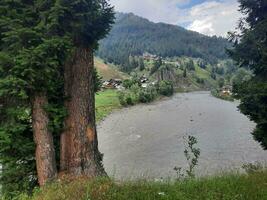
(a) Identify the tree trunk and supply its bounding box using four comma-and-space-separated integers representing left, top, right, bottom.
60, 47, 105, 177
32, 93, 57, 186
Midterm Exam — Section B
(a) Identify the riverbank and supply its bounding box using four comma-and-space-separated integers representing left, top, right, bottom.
95, 88, 172, 122
14, 170, 267, 200
96, 89, 122, 122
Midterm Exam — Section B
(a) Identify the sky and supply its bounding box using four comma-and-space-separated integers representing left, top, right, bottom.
109, 0, 241, 37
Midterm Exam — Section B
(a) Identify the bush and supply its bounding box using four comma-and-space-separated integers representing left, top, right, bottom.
119, 80, 174, 106
118, 84, 140, 106
118, 84, 158, 106
157, 81, 174, 96
138, 86, 157, 103
122, 76, 141, 89
196, 77, 205, 84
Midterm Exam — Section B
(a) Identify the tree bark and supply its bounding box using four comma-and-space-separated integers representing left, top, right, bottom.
60, 47, 105, 177
32, 93, 57, 186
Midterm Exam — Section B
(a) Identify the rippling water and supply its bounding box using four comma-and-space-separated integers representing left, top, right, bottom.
97, 92, 267, 179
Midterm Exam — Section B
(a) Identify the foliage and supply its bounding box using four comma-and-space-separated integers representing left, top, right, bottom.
186, 60, 195, 71
174, 136, 200, 180
242, 162, 265, 174
196, 77, 205, 84
0, 0, 114, 196
122, 76, 140, 89
138, 86, 157, 103
9, 170, 267, 200
139, 57, 145, 71
198, 60, 207, 69
228, 0, 267, 149
119, 80, 174, 106
97, 13, 231, 70
0, 0, 70, 195
94, 68, 103, 93
157, 81, 174, 97
150, 59, 162, 75
210, 72, 217, 80
183, 68, 187, 78
231, 68, 252, 86
118, 83, 156, 106
218, 78, 225, 88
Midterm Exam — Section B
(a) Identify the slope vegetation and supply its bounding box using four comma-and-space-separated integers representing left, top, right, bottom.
97, 13, 231, 68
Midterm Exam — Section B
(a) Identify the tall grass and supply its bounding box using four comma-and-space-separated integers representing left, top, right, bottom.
10, 170, 267, 200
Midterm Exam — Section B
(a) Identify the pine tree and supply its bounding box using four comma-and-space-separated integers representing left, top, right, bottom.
228, 0, 267, 149
0, 0, 114, 194
56, 0, 114, 176
0, 0, 71, 193
139, 57, 145, 71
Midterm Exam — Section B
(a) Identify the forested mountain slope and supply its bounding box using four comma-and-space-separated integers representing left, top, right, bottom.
97, 13, 231, 68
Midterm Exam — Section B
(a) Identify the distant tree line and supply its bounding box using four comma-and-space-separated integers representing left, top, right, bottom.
97, 13, 231, 71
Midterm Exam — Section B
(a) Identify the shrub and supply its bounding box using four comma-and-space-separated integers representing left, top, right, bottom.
119, 81, 174, 106
118, 84, 141, 106
138, 86, 157, 103
157, 81, 174, 96
196, 77, 205, 84
122, 76, 140, 89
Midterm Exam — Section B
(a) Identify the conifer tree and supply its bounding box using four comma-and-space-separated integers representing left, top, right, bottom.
0, 0, 70, 192
228, 0, 267, 149
56, 0, 114, 176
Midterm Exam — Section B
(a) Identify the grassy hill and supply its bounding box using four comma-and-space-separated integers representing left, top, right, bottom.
94, 57, 129, 80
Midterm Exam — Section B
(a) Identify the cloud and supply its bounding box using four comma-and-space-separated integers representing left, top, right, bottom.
109, 0, 241, 37
187, 0, 241, 36
109, 0, 188, 24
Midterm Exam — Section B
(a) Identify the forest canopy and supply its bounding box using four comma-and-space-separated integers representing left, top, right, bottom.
97, 12, 231, 70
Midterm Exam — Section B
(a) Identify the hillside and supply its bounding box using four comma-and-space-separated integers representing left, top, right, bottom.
94, 57, 129, 80
97, 13, 231, 69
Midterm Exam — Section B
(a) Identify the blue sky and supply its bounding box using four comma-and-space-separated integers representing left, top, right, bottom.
177, 0, 207, 9
109, 0, 241, 37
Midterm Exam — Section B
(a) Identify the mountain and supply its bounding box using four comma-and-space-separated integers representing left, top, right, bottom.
97, 13, 231, 70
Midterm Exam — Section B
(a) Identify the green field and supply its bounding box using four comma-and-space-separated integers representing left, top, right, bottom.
95, 89, 121, 122
18, 170, 267, 200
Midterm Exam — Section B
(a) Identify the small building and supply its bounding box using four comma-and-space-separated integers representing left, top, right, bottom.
143, 52, 159, 61
102, 79, 123, 89
221, 85, 232, 96
140, 75, 149, 83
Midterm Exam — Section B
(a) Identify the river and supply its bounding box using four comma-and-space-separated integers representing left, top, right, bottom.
97, 92, 267, 180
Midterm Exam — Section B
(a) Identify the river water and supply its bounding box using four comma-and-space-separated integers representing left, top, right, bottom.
97, 92, 267, 179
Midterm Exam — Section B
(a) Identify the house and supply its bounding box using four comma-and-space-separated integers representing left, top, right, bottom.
102, 79, 123, 89
140, 75, 149, 83
221, 85, 232, 96
143, 52, 159, 61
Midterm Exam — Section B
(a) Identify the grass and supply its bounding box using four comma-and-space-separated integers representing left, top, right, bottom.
94, 57, 129, 80
16, 170, 267, 200
95, 89, 121, 122
194, 65, 210, 80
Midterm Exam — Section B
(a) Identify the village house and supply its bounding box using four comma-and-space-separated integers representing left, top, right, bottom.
221, 85, 233, 96
142, 52, 159, 61
102, 79, 123, 89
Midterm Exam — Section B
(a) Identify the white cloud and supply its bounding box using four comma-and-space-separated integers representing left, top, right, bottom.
187, 0, 241, 36
109, 0, 188, 24
109, 0, 241, 37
